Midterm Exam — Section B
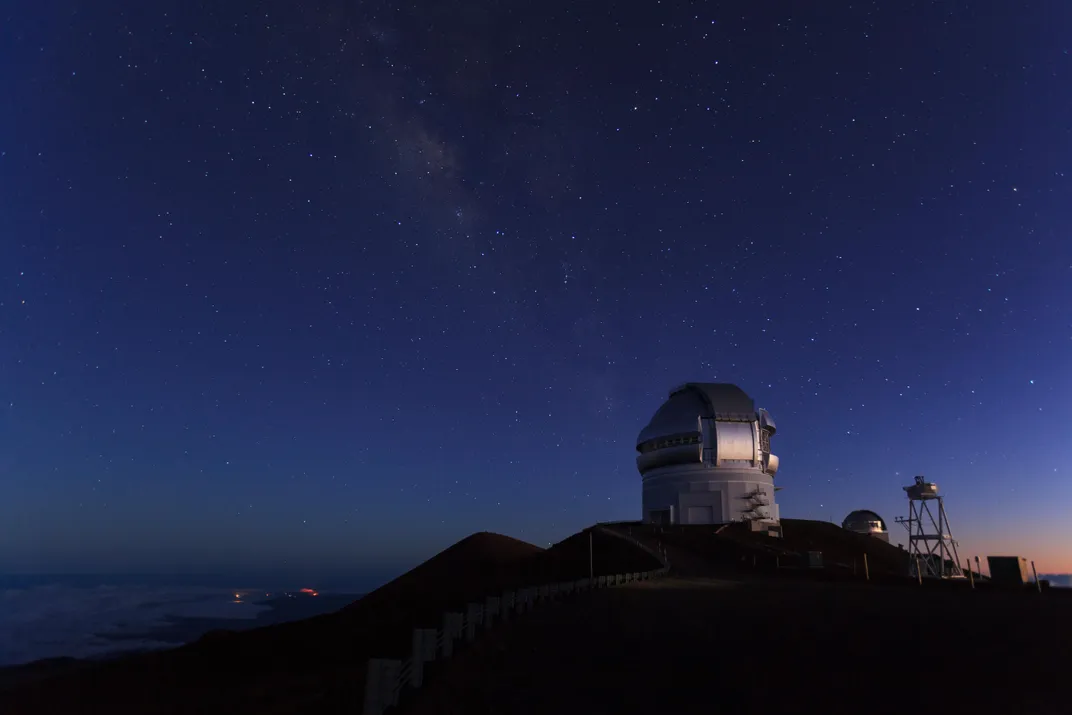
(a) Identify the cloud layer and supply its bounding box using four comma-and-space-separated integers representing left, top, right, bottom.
1040, 574, 1072, 588
0, 582, 268, 667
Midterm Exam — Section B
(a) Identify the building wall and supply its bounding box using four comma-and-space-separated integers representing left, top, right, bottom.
987, 556, 1031, 585
642, 463, 777, 525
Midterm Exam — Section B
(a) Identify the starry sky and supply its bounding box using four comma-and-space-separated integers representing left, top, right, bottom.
2, 1, 1071, 581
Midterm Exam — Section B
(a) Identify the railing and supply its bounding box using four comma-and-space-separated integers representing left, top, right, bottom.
362, 560, 670, 715
595, 524, 672, 570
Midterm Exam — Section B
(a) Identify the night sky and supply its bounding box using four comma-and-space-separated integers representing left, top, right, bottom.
2, 1, 1070, 581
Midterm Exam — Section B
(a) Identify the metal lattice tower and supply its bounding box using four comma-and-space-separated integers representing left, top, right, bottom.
894, 476, 963, 579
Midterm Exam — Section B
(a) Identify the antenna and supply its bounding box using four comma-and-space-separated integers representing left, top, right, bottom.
894, 476, 963, 579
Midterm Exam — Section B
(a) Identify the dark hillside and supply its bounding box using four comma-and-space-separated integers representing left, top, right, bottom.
0, 528, 657, 715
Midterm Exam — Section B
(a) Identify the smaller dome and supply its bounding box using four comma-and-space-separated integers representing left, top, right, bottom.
842, 510, 888, 534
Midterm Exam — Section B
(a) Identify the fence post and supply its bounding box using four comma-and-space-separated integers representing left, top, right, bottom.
410, 628, 437, 688
442, 612, 463, 657
863, 553, 870, 582
441, 614, 452, 658
589, 530, 594, 580
1032, 561, 1041, 593
966, 560, 974, 589
410, 629, 423, 689
465, 603, 482, 641
363, 658, 401, 715
502, 590, 515, 619
485, 596, 500, 626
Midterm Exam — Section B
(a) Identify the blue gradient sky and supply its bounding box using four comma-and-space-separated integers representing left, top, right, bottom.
2, 1, 1070, 578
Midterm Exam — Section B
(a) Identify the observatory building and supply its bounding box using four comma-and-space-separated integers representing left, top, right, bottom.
636, 383, 780, 532
842, 510, 890, 542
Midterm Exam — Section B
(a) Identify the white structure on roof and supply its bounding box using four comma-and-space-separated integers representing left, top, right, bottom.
636, 383, 781, 534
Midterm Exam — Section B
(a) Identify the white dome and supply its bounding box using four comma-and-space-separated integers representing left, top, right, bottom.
637, 383, 781, 528
636, 383, 757, 449
842, 510, 888, 534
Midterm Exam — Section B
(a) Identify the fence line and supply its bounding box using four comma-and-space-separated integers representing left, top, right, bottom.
596, 524, 671, 570
362, 557, 669, 715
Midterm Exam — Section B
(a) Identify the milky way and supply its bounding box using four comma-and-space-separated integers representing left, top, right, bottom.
1, 1, 1070, 575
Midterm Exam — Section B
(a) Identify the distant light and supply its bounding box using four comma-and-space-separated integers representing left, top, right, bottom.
234, 593, 241, 599
1030, 380, 1034, 384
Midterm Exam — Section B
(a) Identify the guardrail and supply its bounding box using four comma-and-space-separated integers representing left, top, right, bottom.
596, 524, 671, 570
362, 561, 670, 715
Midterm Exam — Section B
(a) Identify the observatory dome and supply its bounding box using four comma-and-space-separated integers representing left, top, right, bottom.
636, 383, 759, 448
636, 383, 780, 532
842, 510, 890, 541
